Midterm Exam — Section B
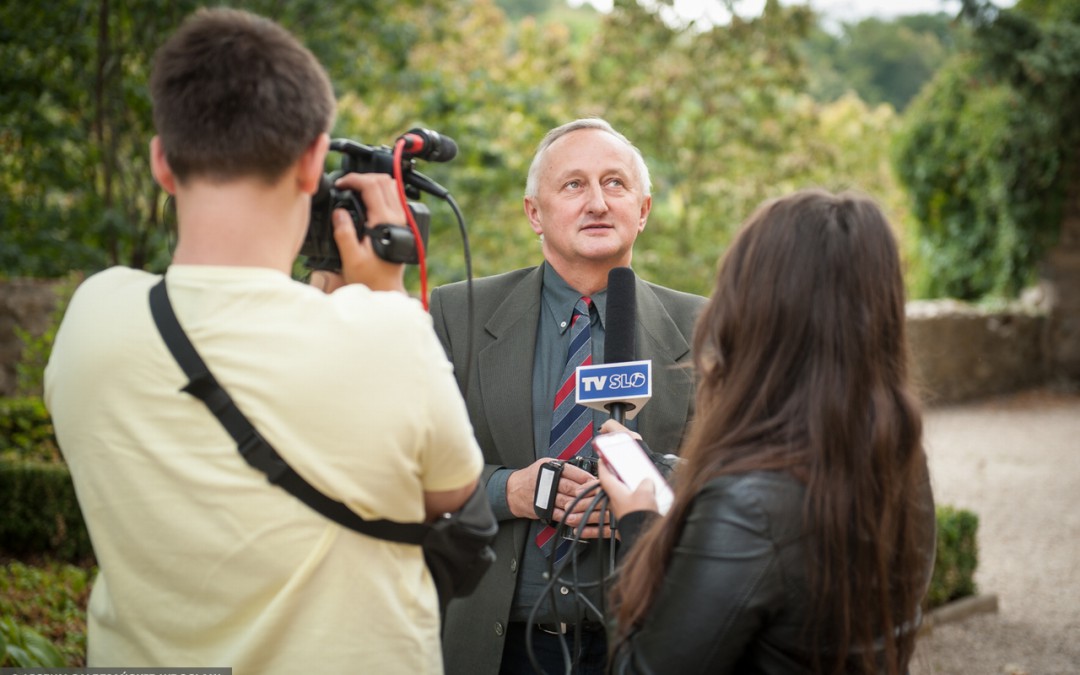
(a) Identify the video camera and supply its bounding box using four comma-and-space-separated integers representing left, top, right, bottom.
301, 129, 456, 270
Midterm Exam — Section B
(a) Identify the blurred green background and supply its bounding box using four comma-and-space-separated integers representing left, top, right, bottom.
2, 0, 1077, 302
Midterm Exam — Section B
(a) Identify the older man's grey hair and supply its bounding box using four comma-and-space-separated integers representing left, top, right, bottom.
524, 118, 652, 198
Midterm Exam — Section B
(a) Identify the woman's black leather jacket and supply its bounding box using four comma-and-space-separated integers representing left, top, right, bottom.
610, 469, 936, 674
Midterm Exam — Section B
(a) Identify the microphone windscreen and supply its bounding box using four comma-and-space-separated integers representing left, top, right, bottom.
405, 128, 458, 162
605, 267, 637, 364
432, 133, 458, 162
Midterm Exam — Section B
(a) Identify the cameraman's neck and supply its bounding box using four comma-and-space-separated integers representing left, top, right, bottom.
171, 175, 308, 273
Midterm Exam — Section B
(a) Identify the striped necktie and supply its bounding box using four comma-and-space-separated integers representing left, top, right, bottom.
536, 296, 593, 557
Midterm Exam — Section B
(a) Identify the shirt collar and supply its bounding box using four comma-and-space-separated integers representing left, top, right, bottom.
541, 262, 607, 335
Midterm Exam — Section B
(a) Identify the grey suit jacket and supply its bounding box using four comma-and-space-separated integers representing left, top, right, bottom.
429, 265, 706, 675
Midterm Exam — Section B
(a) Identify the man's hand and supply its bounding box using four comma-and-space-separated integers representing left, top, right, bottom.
333, 173, 408, 293
506, 457, 610, 538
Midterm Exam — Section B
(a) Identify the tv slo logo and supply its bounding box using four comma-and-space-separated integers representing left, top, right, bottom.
575, 360, 652, 420
581, 372, 647, 392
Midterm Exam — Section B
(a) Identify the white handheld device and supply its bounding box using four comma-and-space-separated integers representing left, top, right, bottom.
592, 431, 674, 516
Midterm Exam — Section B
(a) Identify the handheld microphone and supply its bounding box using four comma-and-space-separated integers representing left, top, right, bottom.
575, 267, 652, 423
398, 128, 459, 162
606, 266, 637, 365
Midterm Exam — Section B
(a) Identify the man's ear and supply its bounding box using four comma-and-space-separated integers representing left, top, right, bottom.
298, 133, 330, 195
638, 194, 652, 232
524, 196, 543, 236
149, 136, 177, 195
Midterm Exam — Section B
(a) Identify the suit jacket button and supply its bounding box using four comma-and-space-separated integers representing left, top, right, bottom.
495, 622, 505, 636
510, 558, 518, 573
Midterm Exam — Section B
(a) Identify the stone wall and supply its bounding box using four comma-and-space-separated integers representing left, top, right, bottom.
0, 278, 1068, 405
906, 300, 1048, 405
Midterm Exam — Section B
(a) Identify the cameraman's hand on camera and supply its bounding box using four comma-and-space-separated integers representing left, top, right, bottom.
333, 173, 407, 293
506, 458, 610, 539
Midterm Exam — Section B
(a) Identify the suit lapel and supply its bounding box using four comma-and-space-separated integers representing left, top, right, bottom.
633, 279, 693, 452
477, 267, 544, 470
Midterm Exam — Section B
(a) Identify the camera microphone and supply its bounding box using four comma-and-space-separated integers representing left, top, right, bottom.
399, 128, 458, 162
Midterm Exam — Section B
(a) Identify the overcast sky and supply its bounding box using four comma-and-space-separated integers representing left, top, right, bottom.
569, 0, 1017, 26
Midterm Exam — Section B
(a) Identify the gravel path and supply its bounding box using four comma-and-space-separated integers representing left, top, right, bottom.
911, 387, 1080, 675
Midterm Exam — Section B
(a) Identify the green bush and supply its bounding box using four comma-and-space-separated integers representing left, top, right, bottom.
0, 397, 59, 463
0, 459, 92, 563
926, 505, 979, 608
0, 562, 91, 667
893, 6, 1080, 301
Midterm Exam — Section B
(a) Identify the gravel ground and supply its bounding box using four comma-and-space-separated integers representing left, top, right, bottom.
911, 387, 1080, 675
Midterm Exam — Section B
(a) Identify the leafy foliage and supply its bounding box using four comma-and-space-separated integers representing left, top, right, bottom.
927, 505, 979, 607
337, 0, 585, 281
0, 398, 59, 463
804, 14, 953, 112
1, 0, 928, 297
0, 617, 66, 668
894, 0, 1080, 299
0, 562, 92, 667
566, 0, 919, 296
0, 1, 190, 277
0, 0, 449, 279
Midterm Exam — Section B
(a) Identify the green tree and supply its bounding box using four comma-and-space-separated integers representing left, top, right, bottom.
0, 0, 448, 280
331, 0, 586, 285
552, 0, 915, 297
562, 0, 822, 295
894, 0, 1080, 299
803, 14, 953, 112
0, 1, 196, 277
842, 18, 949, 111
495, 0, 557, 20
1, 0, 917, 298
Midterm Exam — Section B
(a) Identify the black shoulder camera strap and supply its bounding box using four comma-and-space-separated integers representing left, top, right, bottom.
148, 279, 428, 546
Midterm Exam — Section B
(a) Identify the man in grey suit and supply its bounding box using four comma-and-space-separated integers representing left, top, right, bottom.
429, 118, 705, 675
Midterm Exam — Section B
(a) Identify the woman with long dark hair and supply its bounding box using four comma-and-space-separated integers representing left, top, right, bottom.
598, 188, 936, 674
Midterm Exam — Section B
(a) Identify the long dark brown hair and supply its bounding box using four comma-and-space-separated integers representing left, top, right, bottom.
610, 189, 928, 674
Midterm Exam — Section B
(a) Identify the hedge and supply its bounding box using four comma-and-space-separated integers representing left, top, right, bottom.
0, 459, 92, 563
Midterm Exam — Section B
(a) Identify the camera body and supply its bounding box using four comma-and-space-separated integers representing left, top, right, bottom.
566, 455, 599, 478
301, 139, 431, 270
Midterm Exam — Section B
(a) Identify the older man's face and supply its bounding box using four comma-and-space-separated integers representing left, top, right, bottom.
525, 128, 650, 275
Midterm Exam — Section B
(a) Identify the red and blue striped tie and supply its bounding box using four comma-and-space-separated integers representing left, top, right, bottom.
536, 296, 593, 559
